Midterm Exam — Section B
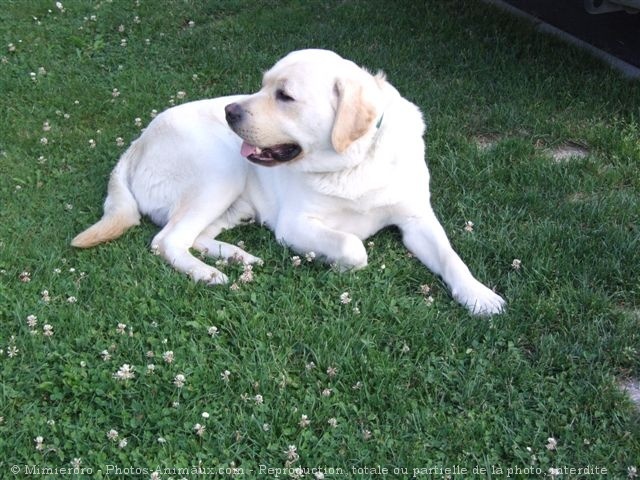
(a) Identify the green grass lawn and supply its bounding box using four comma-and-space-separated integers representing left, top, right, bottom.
1, 0, 639, 478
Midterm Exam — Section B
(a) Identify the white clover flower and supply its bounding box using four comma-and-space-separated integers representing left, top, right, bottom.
291, 255, 302, 267
88, 139, 96, 148
34, 436, 44, 450
193, 423, 205, 436
511, 258, 522, 270
546, 437, 558, 451
464, 220, 474, 232
7, 346, 19, 358
116, 137, 124, 147
134, 117, 142, 127
55, 2, 64, 12
107, 429, 119, 441
42, 121, 51, 131
321, 388, 332, 397
284, 444, 298, 461
40, 137, 48, 145
70, 458, 81, 469
67, 296, 77, 303
162, 351, 174, 363
176, 91, 186, 99
208, 326, 219, 337
112, 88, 120, 98
118, 438, 127, 449
221, 370, 231, 382
327, 418, 338, 428
239, 264, 254, 283
201, 412, 210, 419
113, 364, 135, 381
299, 414, 310, 428
254, 394, 263, 405
27, 314, 38, 329
326, 366, 337, 378
100, 350, 111, 361
43, 324, 54, 337
339, 292, 351, 304
116, 323, 126, 334
305, 251, 316, 262
173, 374, 186, 388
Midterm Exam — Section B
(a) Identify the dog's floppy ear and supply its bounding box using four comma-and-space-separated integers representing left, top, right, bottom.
331, 78, 377, 154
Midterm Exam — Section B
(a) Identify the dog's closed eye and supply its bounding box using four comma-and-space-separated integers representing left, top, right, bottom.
276, 89, 295, 102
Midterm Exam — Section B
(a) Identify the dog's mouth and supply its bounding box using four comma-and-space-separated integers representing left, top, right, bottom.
240, 141, 302, 166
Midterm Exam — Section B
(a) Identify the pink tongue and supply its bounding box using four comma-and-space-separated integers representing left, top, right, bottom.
240, 141, 259, 158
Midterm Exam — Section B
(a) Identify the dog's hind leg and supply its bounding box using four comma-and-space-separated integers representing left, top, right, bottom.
193, 231, 263, 266
151, 199, 235, 285
191, 200, 262, 265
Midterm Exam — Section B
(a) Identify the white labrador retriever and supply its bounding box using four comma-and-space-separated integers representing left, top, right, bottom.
72, 49, 505, 315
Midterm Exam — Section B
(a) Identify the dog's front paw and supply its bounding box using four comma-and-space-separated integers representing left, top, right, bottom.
336, 237, 368, 271
453, 280, 505, 316
188, 266, 228, 285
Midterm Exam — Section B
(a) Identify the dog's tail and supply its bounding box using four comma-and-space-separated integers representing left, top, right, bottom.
71, 143, 142, 248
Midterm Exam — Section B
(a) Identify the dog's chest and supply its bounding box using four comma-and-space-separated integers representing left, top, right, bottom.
324, 203, 392, 239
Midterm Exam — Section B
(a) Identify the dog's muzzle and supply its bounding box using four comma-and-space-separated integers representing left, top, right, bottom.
225, 102, 302, 166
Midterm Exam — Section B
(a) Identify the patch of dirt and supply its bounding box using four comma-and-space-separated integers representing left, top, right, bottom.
619, 379, 640, 410
473, 134, 501, 151
548, 143, 590, 162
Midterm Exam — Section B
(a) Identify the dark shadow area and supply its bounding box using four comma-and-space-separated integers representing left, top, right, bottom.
504, 0, 640, 67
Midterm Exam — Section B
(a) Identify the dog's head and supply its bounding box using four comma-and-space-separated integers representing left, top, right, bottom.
225, 49, 385, 169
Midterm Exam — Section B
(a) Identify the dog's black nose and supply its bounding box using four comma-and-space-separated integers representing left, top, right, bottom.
225, 103, 243, 126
